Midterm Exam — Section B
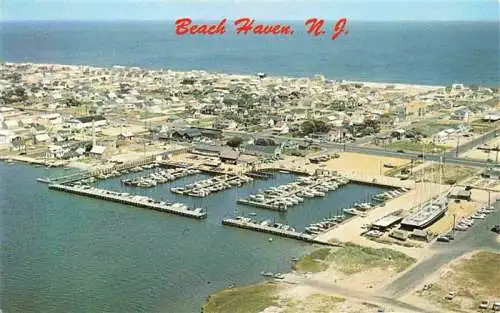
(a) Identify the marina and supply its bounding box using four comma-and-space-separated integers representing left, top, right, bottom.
304, 215, 347, 235
237, 173, 349, 211
121, 167, 201, 188
170, 174, 253, 197
304, 187, 409, 235
48, 183, 207, 219
221, 217, 340, 246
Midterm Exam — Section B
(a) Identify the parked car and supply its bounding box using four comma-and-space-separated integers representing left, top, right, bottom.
471, 213, 486, 219
461, 219, 474, 227
437, 236, 450, 243
445, 291, 456, 300
454, 224, 468, 231
493, 301, 500, 311
479, 300, 489, 309
445, 232, 455, 240
491, 225, 500, 234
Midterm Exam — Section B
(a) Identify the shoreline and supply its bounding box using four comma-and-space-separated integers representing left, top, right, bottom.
1, 61, 460, 89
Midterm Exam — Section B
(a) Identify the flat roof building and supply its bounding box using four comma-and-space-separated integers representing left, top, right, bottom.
372, 214, 403, 230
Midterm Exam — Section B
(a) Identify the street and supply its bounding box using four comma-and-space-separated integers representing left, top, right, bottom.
382, 199, 500, 298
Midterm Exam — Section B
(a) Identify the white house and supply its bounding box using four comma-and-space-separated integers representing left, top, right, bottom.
2, 119, 20, 130
0, 129, 13, 147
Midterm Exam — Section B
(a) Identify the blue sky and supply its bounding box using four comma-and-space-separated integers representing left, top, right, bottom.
2, 0, 499, 21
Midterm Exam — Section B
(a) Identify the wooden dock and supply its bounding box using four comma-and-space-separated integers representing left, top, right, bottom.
221, 218, 340, 247
48, 184, 207, 219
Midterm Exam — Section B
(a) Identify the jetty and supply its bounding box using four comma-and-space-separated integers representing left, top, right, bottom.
48, 184, 207, 219
221, 217, 339, 247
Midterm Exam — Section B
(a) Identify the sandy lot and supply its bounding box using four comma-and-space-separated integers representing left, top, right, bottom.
413, 164, 480, 185
265, 153, 410, 177
100, 125, 146, 137
426, 201, 478, 235
324, 152, 410, 176
403, 250, 500, 313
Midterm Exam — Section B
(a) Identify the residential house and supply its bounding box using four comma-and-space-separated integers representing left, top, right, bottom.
404, 102, 427, 119
2, 119, 19, 130
171, 128, 202, 142
68, 115, 107, 129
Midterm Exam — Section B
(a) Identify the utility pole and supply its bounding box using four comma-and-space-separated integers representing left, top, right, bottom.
455, 136, 460, 157
452, 213, 456, 236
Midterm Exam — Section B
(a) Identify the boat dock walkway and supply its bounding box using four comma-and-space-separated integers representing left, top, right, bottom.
48, 184, 207, 219
221, 218, 340, 247
244, 171, 274, 179
344, 172, 413, 189
38, 153, 167, 185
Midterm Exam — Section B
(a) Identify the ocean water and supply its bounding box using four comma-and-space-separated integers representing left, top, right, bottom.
1, 21, 499, 86
0, 163, 389, 313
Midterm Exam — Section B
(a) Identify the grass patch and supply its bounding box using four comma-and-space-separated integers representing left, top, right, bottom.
386, 160, 422, 177
140, 111, 165, 119
453, 251, 500, 297
202, 282, 280, 313
293, 248, 332, 273
385, 140, 447, 153
413, 164, 478, 184
414, 122, 460, 137
423, 284, 464, 312
470, 121, 498, 133
327, 243, 416, 275
419, 251, 500, 312
293, 244, 416, 275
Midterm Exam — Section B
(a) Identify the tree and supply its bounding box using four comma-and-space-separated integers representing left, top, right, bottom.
255, 138, 276, 146
65, 98, 82, 107
301, 120, 331, 135
14, 87, 26, 98
227, 137, 243, 148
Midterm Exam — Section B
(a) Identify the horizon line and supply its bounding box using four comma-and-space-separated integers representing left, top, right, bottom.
2, 18, 499, 22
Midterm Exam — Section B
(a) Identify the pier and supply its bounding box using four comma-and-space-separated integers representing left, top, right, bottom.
171, 174, 253, 197
245, 170, 275, 179
221, 218, 339, 247
48, 184, 207, 219
37, 152, 172, 184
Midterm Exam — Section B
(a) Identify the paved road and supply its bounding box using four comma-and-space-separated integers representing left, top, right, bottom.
223, 129, 498, 168
291, 276, 442, 313
446, 129, 499, 158
382, 199, 500, 298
